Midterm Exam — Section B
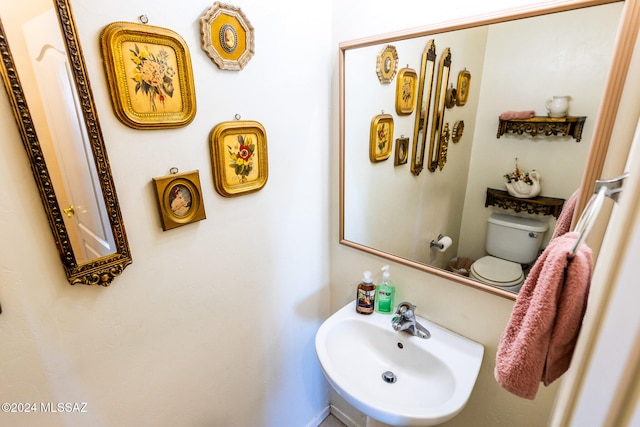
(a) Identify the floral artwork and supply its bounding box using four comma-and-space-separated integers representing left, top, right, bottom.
369, 114, 393, 162
377, 123, 389, 154
129, 44, 176, 112
127, 43, 181, 113
228, 135, 256, 183
210, 120, 268, 197
100, 21, 196, 128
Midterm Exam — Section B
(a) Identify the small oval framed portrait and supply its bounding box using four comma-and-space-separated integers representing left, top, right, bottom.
376, 45, 398, 84
153, 170, 206, 230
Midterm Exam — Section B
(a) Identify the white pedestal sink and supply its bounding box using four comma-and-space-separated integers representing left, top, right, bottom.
315, 301, 484, 426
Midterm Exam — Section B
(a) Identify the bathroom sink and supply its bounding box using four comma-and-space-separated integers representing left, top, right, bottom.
315, 301, 484, 426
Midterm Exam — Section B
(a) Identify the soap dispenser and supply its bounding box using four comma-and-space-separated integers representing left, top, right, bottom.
375, 265, 395, 314
356, 271, 375, 314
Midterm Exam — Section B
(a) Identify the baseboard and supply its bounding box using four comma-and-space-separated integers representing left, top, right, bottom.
306, 406, 331, 427
330, 404, 362, 427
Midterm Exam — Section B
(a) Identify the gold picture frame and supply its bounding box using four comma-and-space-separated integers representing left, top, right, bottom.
153, 170, 206, 231
100, 22, 196, 129
376, 45, 398, 84
369, 114, 394, 163
395, 67, 417, 115
209, 120, 269, 197
456, 68, 471, 106
200, 2, 255, 71
394, 136, 409, 166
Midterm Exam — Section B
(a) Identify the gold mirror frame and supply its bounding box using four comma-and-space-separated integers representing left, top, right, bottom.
0, 0, 132, 286
410, 40, 436, 176
427, 47, 451, 172
339, 0, 640, 300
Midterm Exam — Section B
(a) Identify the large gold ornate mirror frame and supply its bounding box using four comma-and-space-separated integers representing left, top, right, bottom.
410, 40, 436, 176
339, 0, 640, 300
0, 0, 132, 286
428, 47, 451, 173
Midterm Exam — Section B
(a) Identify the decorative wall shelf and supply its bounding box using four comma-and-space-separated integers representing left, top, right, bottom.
485, 188, 566, 218
496, 116, 587, 142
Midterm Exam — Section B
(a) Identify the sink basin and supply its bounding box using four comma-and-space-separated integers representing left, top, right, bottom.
315, 301, 484, 426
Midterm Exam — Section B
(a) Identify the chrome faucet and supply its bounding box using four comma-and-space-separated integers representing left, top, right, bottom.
391, 302, 431, 339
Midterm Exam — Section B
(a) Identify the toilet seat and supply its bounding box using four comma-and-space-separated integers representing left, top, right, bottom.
470, 256, 524, 290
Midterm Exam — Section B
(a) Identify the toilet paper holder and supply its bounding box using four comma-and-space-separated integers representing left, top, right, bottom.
430, 234, 454, 250
430, 234, 446, 249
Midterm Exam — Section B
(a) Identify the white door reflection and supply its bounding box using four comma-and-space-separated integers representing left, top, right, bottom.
24, 9, 115, 263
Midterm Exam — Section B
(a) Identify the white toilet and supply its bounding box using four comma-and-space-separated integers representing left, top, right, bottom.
470, 213, 549, 292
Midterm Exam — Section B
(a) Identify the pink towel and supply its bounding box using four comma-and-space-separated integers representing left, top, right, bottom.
552, 189, 580, 239
494, 231, 593, 399
499, 110, 535, 120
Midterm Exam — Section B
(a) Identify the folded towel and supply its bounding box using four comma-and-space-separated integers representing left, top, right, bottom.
552, 189, 580, 239
494, 231, 593, 399
499, 110, 536, 120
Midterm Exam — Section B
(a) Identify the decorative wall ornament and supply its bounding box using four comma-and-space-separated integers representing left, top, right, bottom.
438, 123, 450, 171
200, 2, 255, 71
369, 113, 394, 163
209, 118, 269, 197
395, 67, 417, 115
101, 22, 196, 129
455, 68, 471, 106
153, 169, 206, 230
394, 136, 409, 166
428, 47, 451, 172
376, 45, 398, 83
452, 120, 464, 143
411, 39, 436, 176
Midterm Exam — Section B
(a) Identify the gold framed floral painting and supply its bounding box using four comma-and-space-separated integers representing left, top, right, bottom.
100, 22, 196, 129
209, 120, 269, 197
153, 170, 206, 231
395, 67, 417, 115
200, 2, 255, 71
369, 114, 394, 163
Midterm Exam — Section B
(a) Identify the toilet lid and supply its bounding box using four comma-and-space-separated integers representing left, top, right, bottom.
470, 256, 524, 286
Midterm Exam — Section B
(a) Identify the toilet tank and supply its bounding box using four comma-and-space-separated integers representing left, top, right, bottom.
486, 213, 549, 264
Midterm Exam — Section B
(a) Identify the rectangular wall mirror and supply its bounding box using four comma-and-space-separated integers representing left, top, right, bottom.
339, 0, 638, 299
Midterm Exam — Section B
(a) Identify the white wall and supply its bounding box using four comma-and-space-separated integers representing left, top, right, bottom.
0, 0, 332, 426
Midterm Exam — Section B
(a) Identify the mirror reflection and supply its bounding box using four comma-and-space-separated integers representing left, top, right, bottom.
341, 2, 623, 295
0, 0, 132, 285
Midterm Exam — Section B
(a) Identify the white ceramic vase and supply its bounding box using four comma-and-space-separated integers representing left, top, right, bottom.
505, 171, 541, 198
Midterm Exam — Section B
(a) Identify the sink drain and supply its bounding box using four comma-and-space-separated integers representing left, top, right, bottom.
381, 371, 397, 384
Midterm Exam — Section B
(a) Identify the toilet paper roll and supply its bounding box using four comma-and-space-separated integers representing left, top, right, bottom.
437, 236, 453, 252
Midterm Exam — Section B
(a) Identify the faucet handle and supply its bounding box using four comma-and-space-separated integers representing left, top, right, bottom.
395, 302, 416, 316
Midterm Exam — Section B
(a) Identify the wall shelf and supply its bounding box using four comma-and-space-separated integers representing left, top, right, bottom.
485, 188, 566, 218
496, 116, 587, 142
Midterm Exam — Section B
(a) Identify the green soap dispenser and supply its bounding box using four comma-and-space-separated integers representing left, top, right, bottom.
375, 265, 395, 313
